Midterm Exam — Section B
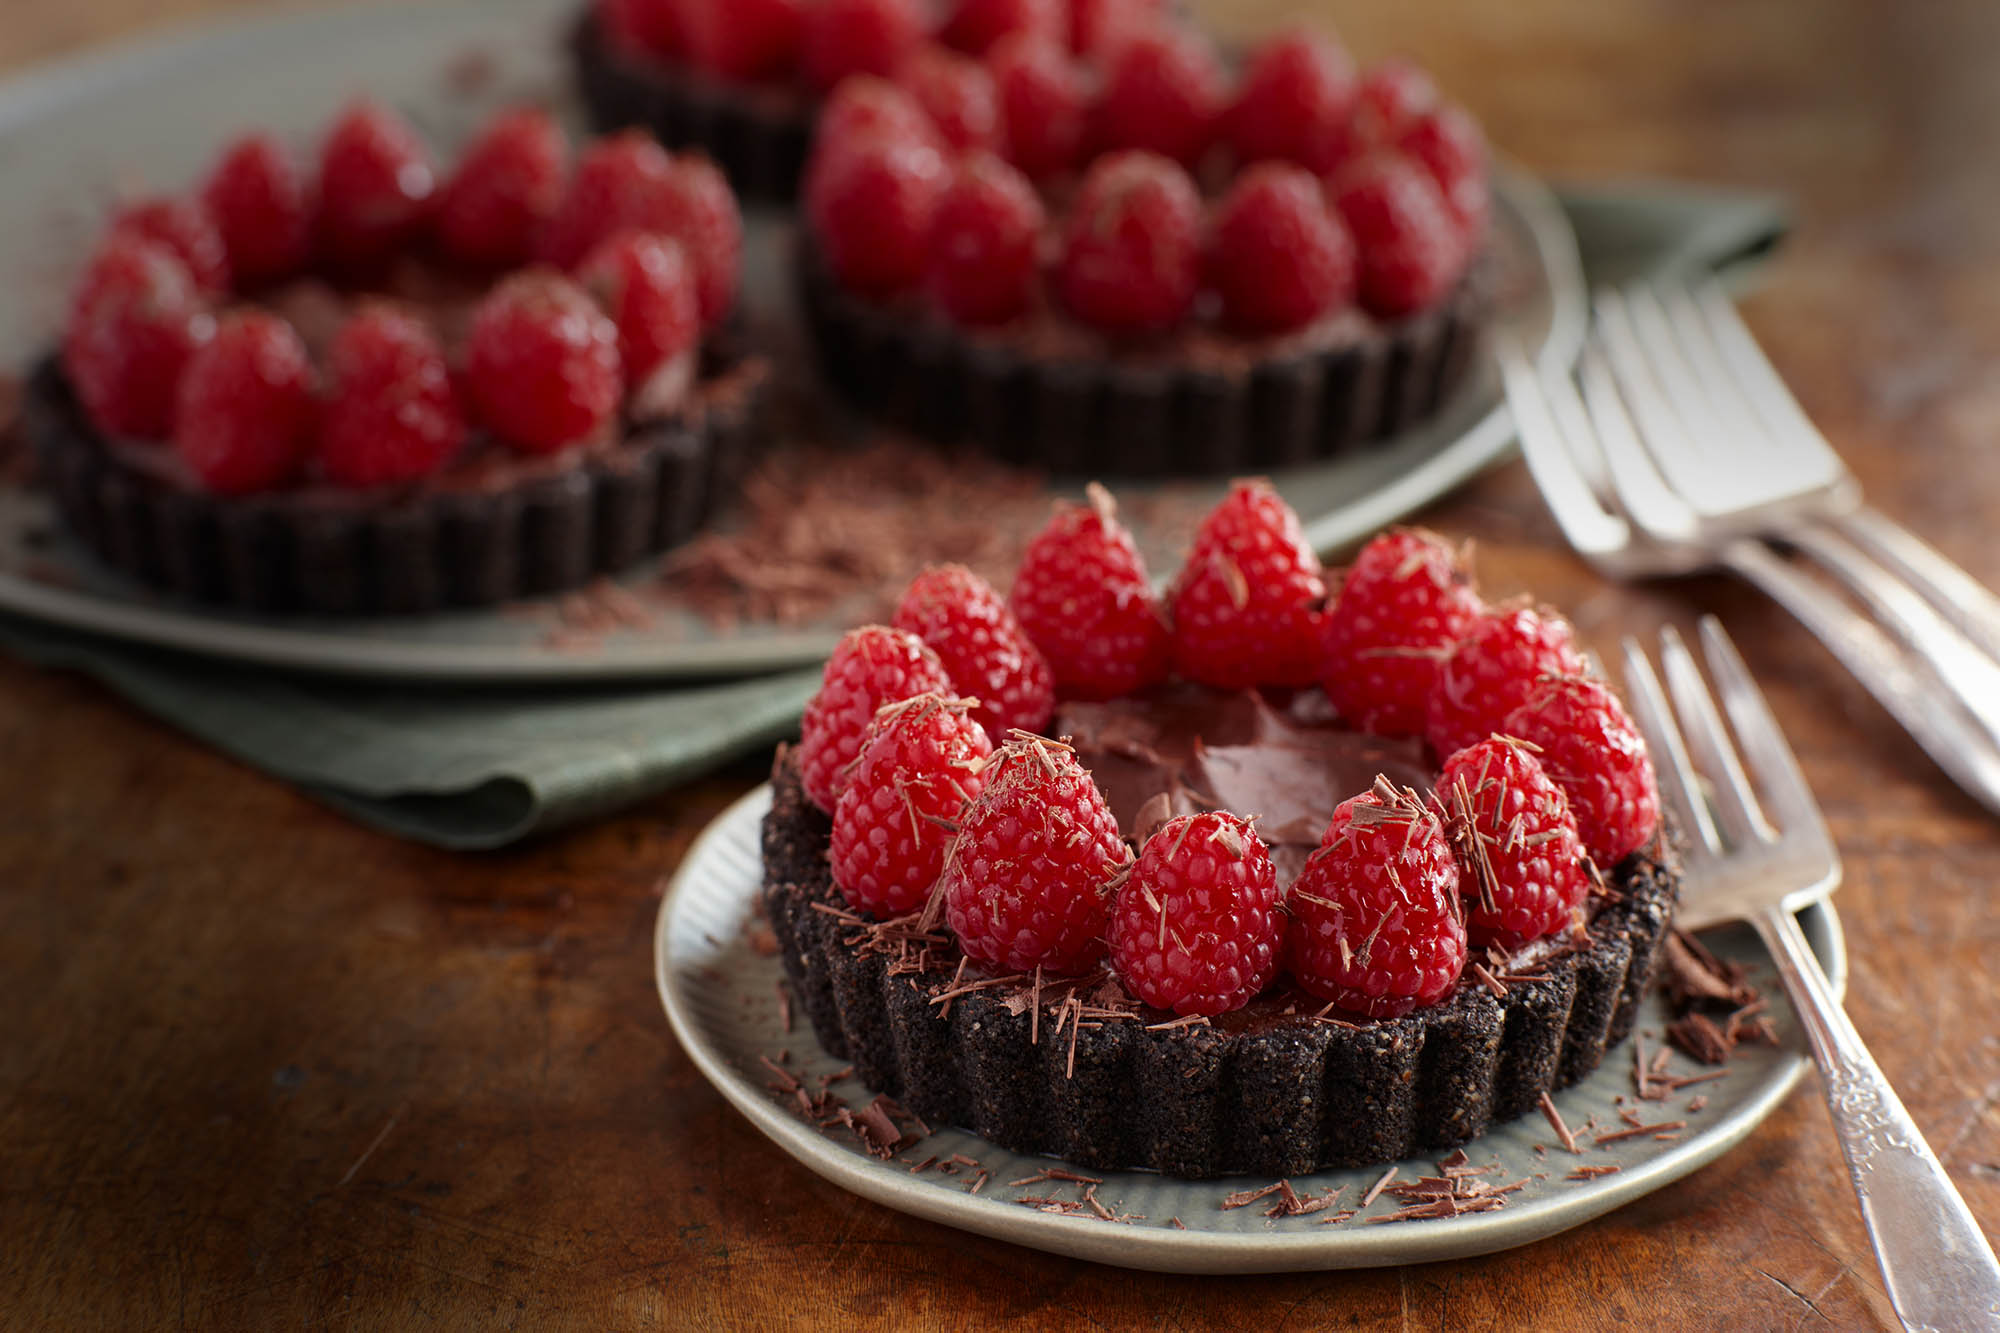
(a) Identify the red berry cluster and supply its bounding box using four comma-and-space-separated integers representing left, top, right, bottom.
799, 18, 1485, 336
61, 103, 742, 497
799, 481, 1662, 1021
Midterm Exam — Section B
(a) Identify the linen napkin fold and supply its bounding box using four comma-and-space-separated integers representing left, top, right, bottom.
0, 181, 1788, 850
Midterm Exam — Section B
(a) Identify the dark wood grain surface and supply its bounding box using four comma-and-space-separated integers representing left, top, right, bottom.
4, 1, 1997, 1328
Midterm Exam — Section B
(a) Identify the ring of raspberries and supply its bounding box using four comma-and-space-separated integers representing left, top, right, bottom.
795, 479, 1662, 1022
57, 100, 744, 498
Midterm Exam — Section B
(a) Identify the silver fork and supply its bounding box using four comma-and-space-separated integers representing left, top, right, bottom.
1501, 303, 2000, 817
1625, 618, 2000, 1332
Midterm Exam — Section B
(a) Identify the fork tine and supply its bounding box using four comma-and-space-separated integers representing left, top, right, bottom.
1620, 635, 1721, 859
1573, 343, 1700, 544
1621, 286, 1743, 475
1657, 623, 1777, 847
1687, 280, 1846, 476
1591, 289, 1721, 519
1694, 615, 1833, 847
1497, 334, 1628, 557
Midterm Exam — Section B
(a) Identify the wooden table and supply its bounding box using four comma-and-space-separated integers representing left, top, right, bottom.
4, 1, 1997, 1327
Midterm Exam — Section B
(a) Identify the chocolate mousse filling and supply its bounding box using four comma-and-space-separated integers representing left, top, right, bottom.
761, 686, 1678, 1178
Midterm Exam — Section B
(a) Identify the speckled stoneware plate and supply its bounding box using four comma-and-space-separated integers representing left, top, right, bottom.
658, 785, 1848, 1273
0, 0, 1584, 683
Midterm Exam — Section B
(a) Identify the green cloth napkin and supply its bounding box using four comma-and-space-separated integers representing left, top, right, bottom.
0, 181, 1788, 850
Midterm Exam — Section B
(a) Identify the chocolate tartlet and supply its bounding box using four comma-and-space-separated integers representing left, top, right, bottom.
760, 685, 1677, 1179
799, 235, 1494, 477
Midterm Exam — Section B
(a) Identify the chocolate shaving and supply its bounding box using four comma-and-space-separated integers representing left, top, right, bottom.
1659, 929, 1760, 1010
1220, 1181, 1285, 1211
1539, 1091, 1580, 1154
1469, 962, 1508, 999
1567, 1164, 1622, 1181
1594, 1119, 1688, 1146
967, 1170, 990, 1195
775, 981, 794, 1034
1361, 1166, 1399, 1207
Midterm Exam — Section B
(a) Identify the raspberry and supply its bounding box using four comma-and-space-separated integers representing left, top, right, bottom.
314, 100, 437, 272
1056, 150, 1200, 334
577, 231, 700, 388
798, 625, 954, 811
1225, 27, 1358, 173
173, 311, 315, 496
893, 564, 1055, 742
937, 734, 1129, 976
1502, 677, 1661, 867
318, 306, 466, 487
1353, 60, 1439, 143
109, 197, 230, 296
1284, 779, 1466, 1018
435, 107, 569, 270
680, 0, 803, 79
1425, 605, 1587, 760
926, 152, 1044, 326
465, 271, 623, 455
1069, 0, 1159, 57
598, 0, 682, 59
1168, 480, 1327, 690
1320, 528, 1482, 736
539, 131, 673, 269
988, 35, 1087, 180
894, 48, 1000, 152
805, 133, 949, 298
1436, 738, 1589, 948
1092, 24, 1225, 168
829, 694, 993, 918
941, 0, 1063, 56
1009, 483, 1169, 700
63, 235, 213, 440
1208, 163, 1356, 334
647, 156, 743, 326
1329, 153, 1464, 319
815, 76, 946, 157
1397, 104, 1489, 241
1109, 812, 1282, 1016
200, 133, 313, 287
801, 0, 923, 92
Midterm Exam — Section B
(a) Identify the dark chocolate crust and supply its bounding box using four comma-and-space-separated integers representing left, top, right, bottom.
22, 351, 770, 616
795, 236, 1497, 477
570, 9, 812, 205
761, 746, 1677, 1178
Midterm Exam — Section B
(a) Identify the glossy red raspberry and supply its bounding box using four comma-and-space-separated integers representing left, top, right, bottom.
465, 271, 623, 455
1069, 0, 1160, 57
577, 231, 700, 388
802, 0, 923, 92
1056, 150, 1200, 334
988, 34, 1087, 180
538, 131, 674, 269
798, 625, 954, 811
830, 694, 994, 918
173, 311, 315, 496
1397, 104, 1490, 241
1009, 483, 1170, 700
1226, 27, 1357, 174
435, 107, 569, 270
1208, 163, 1356, 334
598, 0, 683, 58
647, 156, 743, 326
1502, 676, 1661, 867
1436, 738, 1589, 948
1353, 60, 1439, 144
941, 0, 1063, 56
1284, 780, 1466, 1018
1109, 812, 1283, 1016
314, 100, 437, 272
815, 76, 946, 157
895, 47, 1000, 152
680, 0, 803, 79
893, 564, 1055, 742
318, 306, 465, 487
200, 133, 313, 287
1329, 153, 1464, 319
938, 734, 1130, 976
1092, 24, 1225, 168
109, 197, 230, 296
1320, 528, 1483, 736
63, 235, 213, 440
805, 133, 949, 298
1168, 480, 1327, 690
1426, 605, 1587, 760
926, 152, 1044, 326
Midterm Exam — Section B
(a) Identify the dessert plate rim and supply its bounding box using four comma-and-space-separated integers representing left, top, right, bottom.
658, 783, 1847, 1274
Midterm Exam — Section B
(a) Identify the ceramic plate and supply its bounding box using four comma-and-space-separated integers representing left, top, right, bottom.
658, 785, 1847, 1273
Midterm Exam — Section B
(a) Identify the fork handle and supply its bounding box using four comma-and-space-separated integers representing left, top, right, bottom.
1831, 507, 2000, 667
1752, 906, 2000, 1332
1719, 539, 2000, 819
